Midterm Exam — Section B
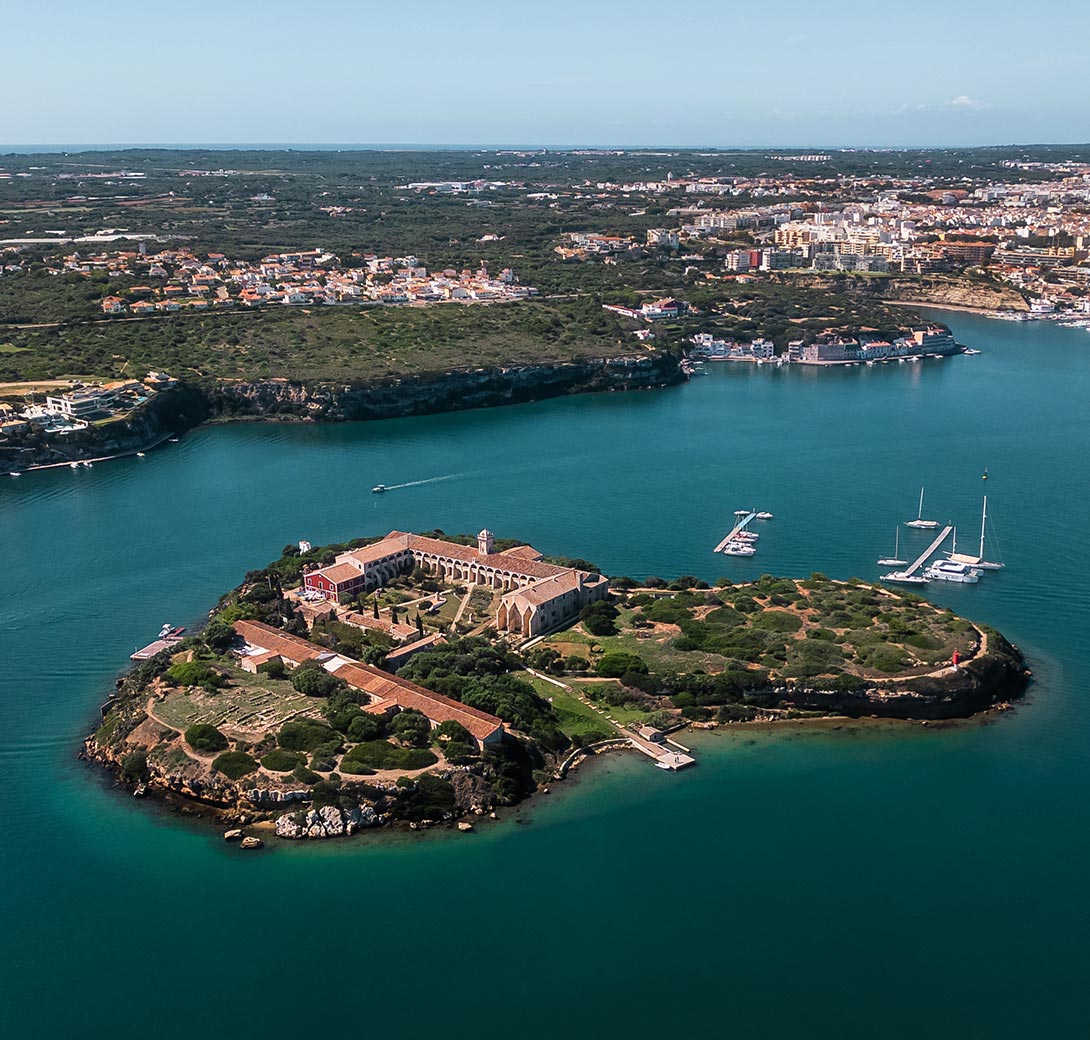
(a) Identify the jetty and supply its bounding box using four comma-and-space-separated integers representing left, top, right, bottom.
901, 525, 954, 577
714, 511, 757, 552
628, 731, 695, 770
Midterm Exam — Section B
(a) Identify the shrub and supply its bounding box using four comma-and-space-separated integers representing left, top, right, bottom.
166, 660, 223, 690
341, 741, 438, 771
752, 610, 803, 634
596, 652, 648, 678
203, 619, 235, 653
291, 764, 321, 785
212, 750, 258, 780
184, 723, 229, 754
261, 749, 306, 772
278, 720, 340, 753
120, 750, 148, 781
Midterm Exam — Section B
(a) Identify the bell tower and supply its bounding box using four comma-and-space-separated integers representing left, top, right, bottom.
478, 529, 494, 556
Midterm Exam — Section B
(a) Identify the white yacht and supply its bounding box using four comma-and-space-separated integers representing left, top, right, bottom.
756, 511, 774, 520
733, 508, 750, 517
905, 486, 940, 529
946, 495, 1004, 571
925, 559, 981, 584
877, 527, 908, 568
881, 570, 930, 585
723, 542, 757, 556
734, 531, 759, 541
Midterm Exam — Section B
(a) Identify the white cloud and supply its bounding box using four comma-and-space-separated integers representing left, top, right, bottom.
944, 95, 990, 111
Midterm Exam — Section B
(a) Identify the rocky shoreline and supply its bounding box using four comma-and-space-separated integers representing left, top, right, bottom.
1, 352, 685, 471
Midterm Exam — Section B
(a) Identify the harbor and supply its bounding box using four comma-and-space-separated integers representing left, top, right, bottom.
881, 493, 1004, 587
714, 509, 773, 556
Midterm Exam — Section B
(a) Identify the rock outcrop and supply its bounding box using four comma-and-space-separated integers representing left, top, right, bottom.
275, 805, 379, 839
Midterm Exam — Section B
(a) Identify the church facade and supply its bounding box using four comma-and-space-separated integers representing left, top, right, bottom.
304, 529, 610, 640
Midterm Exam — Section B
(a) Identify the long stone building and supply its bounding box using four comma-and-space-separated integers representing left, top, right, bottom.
303, 529, 609, 640
233, 619, 504, 748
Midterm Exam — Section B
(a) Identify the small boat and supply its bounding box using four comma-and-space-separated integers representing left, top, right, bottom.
881, 571, 930, 585
8, 471, 20, 477
756, 511, 774, 520
82, 461, 93, 468
723, 542, 756, 556
734, 531, 759, 541
733, 508, 750, 516
168, 436, 179, 443
877, 527, 908, 568
905, 486, 940, 529
136, 452, 146, 458
372, 484, 387, 494
69, 461, 80, 469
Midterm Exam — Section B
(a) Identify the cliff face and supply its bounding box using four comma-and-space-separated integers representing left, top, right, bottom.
874, 277, 1029, 312
0, 384, 212, 469
205, 353, 686, 422
782, 631, 1029, 720
1, 353, 685, 467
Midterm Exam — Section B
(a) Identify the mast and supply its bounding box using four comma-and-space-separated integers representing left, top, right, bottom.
918, 486, 925, 521
980, 496, 988, 559
894, 527, 899, 556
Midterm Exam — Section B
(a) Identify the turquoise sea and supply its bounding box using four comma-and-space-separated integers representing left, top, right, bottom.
2, 311, 1088, 1037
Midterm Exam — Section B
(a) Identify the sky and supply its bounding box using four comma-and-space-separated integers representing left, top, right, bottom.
2, 0, 1088, 148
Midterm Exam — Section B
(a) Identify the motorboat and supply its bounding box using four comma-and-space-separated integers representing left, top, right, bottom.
877, 527, 908, 568
733, 508, 750, 516
925, 559, 981, 584
734, 531, 759, 541
136, 452, 146, 458
905, 486, 940, 529
372, 484, 387, 493
82, 461, 93, 468
756, 511, 774, 520
9, 471, 20, 477
69, 461, 80, 469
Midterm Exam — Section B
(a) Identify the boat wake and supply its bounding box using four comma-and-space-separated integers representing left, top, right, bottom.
378, 473, 463, 491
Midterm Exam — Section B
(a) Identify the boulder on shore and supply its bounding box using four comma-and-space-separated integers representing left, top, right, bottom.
275, 804, 378, 840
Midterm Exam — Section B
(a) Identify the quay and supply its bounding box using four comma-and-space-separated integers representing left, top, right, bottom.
628, 731, 695, 770
715, 511, 757, 553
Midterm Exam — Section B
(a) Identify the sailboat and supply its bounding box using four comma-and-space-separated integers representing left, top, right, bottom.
877, 527, 908, 567
946, 495, 1005, 570
905, 486, 940, 529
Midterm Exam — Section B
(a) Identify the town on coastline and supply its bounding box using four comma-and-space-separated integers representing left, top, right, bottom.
86, 527, 1029, 847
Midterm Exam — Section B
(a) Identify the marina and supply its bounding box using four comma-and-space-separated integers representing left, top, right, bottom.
882, 525, 954, 585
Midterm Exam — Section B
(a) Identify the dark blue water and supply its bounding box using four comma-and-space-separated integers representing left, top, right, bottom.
2, 311, 1087, 1038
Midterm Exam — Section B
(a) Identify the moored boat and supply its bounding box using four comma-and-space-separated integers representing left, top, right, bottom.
905, 486, 940, 529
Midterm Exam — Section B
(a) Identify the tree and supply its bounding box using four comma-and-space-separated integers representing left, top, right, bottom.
391, 709, 431, 748
290, 659, 343, 697
372, 597, 380, 619
203, 619, 235, 652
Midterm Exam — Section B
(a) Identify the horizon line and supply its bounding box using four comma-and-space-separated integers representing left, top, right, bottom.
3, 140, 1090, 155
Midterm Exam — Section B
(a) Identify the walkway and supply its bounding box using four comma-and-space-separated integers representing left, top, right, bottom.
902, 525, 954, 576
715, 512, 757, 553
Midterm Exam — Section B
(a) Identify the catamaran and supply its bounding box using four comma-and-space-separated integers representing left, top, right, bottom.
946, 495, 1004, 571
905, 486, 940, 529
925, 558, 981, 584
877, 527, 908, 567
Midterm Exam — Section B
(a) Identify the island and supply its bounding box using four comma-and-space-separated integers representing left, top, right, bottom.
85, 529, 1030, 844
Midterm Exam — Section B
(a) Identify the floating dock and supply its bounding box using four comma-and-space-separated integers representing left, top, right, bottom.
130, 636, 183, 661
714, 511, 757, 553
901, 525, 954, 577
